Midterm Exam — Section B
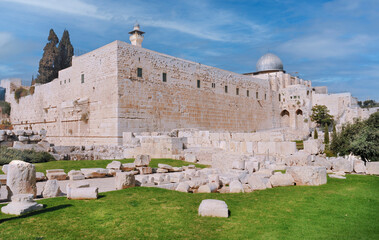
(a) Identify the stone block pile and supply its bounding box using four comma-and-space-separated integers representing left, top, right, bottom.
0, 129, 49, 151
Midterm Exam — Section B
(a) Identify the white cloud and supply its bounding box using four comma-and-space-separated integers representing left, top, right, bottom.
1, 0, 110, 20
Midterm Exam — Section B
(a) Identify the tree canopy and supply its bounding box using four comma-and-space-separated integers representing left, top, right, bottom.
310, 105, 334, 127
36, 29, 74, 84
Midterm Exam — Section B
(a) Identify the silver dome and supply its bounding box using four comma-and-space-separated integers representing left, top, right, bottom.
256, 53, 283, 72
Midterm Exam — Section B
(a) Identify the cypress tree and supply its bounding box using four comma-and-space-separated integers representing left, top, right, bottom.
324, 124, 329, 144
332, 123, 337, 140
314, 128, 318, 139
36, 29, 59, 84
57, 30, 74, 70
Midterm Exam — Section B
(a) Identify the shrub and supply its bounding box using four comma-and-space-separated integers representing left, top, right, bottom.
324, 124, 329, 144
14, 87, 29, 103
330, 112, 379, 161
0, 147, 55, 165
314, 128, 318, 139
0, 101, 11, 115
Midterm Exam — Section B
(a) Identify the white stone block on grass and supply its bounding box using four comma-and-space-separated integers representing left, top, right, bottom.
7, 160, 37, 197
247, 175, 267, 190
176, 182, 190, 193
366, 162, 379, 175
67, 187, 98, 200
134, 155, 151, 167
269, 173, 294, 187
286, 166, 327, 186
42, 180, 62, 198
115, 172, 135, 190
1, 194, 43, 215
106, 161, 122, 170
229, 180, 244, 193
198, 199, 229, 218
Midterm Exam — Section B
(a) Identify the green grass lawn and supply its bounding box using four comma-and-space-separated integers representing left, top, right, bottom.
1, 174, 378, 239
0, 159, 208, 174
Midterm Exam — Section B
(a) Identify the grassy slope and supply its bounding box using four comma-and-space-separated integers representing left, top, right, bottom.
0, 175, 378, 240
0, 159, 208, 174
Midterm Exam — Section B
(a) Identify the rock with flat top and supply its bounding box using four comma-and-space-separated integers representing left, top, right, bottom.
158, 164, 173, 170
136, 167, 152, 175
42, 180, 62, 198
198, 199, 229, 218
115, 172, 135, 190
121, 163, 135, 171
134, 155, 151, 167
7, 160, 37, 197
1, 194, 43, 215
247, 175, 267, 190
197, 183, 218, 193
269, 173, 294, 187
366, 162, 379, 175
176, 182, 190, 193
229, 180, 244, 193
67, 186, 98, 200
81, 168, 108, 178
286, 166, 327, 186
106, 161, 122, 170
46, 169, 67, 180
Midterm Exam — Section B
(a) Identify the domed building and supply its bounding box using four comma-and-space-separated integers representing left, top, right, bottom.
256, 53, 284, 73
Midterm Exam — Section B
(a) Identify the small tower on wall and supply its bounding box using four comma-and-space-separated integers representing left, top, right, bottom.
129, 23, 145, 47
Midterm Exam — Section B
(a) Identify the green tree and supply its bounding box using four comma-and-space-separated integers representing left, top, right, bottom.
314, 128, 318, 139
324, 124, 329, 144
310, 105, 334, 127
36, 29, 59, 84
57, 30, 74, 70
330, 112, 379, 161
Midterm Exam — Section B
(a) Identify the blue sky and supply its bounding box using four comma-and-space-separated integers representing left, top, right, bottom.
0, 0, 378, 101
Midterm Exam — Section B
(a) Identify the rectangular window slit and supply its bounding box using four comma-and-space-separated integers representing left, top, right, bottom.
162, 73, 167, 82
197, 80, 201, 88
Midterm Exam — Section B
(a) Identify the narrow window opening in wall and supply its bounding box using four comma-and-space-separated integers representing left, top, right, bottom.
64, 80, 66, 84
69, 79, 70, 83
307, 90, 309, 96
139, 57, 140, 62
265, 93, 267, 100
279, 94, 281, 101
197, 80, 201, 88
137, 68, 143, 77
60, 81, 62, 85
225, 86, 228, 93
81, 74, 84, 83
283, 98, 285, 102
212, 83, 215, 88
236, 88, 239, 95
162, 73, 167, 82
290, 96, 293, 99
256, 91, 259, 99
247, 90, 249, 97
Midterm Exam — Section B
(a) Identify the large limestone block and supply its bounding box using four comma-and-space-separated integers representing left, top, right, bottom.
1, 194, 43, 215
134, 155, 151, 167
353, 159, 366, 173
115, 172, 135, 190
366, 162, 379, 175
229, 180, 244, 193
158, 164, 173, 170
2, 164, 9, 174
42, 180, 62, 198
67, 187, 98, 200
136, 167, 152, 175
332, 157, 353, 173
81, 168, 109, 178
36, 172, 46, 181
198, 199, 229, 218
185, 154, 197, 163
208, 174, 220, 189
7, 160, 37, 197
311, 156, 332, 170
0, 185, 11, 201
252, 169, 274, 178
68, 170, 85, 180
198, 183, 218, 193
176, 182, 190, 193
286, 166, 327, 186
247, 175, 267, 190
232, 160, 245, 170
269, 173, 294, 187
303, 139, 324, 154
46, 169, 67, 180
106, 161, 122, 170
245, 161, 260, 173
121, 163, 135, 171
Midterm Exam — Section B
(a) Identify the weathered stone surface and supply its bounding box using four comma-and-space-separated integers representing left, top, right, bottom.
198, 199, 228, 218
158, 164, 173, 170
68, 170, 85, 180
1, 194, 43, 215
198, 183, 218, 193
185, 154, 197, 163
247, 175, 267, 190
156, 168, 169, 173
18, 136, 29, 142
208, 174, 220, 188
29, 135, 41, 142
136, 167, 152, 175
0, 174, 6, 185
106, 161, 122, 170
36, 172, 46, 181
115, 172, 135, 190
134, 155, 151, 167
252, 169, 274, 178
286, 166, 327, 186
232, 160, 245, 170
46, 169, 67, 180
42, 180, 62, 198
171, 167, 183, 172
121, 163, 135, 171
353, 159, 366, 173
67, 187, 98, 200
328, 174, 346, 179
366, 162, 379, 175
7, 160, 37, 197
81, 168, 109, 178
332, 157, 353, 173
229, 180, 244, 193
269, 173, 294, 187
245, 161, 260, 173
2, 164, 9, 174
176, 182, 190, 192
310, 156, 332, 170
0, 185, 11, 201
303, 139, 324, 154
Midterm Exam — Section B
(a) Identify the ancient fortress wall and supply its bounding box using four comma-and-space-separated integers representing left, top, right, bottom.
116, 41, 281, 135
9, 42, 120, 146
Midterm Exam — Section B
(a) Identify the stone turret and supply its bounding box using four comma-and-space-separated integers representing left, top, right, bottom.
129, 23, 145, 47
